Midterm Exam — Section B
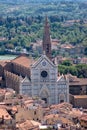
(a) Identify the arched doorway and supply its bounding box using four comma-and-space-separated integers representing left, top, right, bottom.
40, 89, 49, 104
59, 94, 65, 103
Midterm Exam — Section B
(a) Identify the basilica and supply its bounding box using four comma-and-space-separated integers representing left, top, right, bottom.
1, 17, 87, 107
19, 17, 69, 105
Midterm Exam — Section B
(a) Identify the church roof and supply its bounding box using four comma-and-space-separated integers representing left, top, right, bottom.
11, 55, 34, 68
0, 60, 9, 67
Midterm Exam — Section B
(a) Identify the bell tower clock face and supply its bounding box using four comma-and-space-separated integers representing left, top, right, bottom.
41, 71, 48, 78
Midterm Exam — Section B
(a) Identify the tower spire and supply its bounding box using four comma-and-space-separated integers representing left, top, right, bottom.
42, 16, 51, 59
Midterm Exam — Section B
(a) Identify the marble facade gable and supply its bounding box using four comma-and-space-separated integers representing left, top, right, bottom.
31, 54, 56, 69
21, 76, 31, 84
57, 75, 67, 83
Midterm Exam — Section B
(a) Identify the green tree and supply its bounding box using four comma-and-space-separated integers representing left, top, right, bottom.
62, 60, 72, 66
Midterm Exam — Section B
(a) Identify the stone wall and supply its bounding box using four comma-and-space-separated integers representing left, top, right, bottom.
4, 62, 13, 72
4, 70, 20, 93
11, 63, 30, 78
0, 65, 4, 77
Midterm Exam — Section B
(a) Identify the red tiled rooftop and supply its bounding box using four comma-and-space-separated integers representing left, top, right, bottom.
80, 114, 87, 121
0, 108, 12, 120
0, 61, 9, 67
45, 114, 73, 125
12, 55, 34, 68
70, 109, 83, 118
17, 120, 39, 130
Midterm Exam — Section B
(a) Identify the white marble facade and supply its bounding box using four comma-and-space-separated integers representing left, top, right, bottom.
20, 54, 69, 105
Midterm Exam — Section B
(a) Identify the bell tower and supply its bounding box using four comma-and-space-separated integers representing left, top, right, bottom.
42, 16, 51, 59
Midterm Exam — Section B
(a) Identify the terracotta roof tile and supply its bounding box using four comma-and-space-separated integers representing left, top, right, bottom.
80, 114, 87, 121
0, 61, 9, 67
18, 120, 39, 130
12, 55, 34, 68
45, 114, 73, 125
0, 108, 12, 120
70, 109, 82, 118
